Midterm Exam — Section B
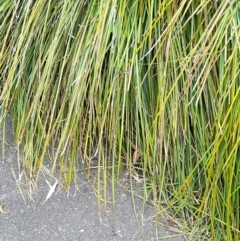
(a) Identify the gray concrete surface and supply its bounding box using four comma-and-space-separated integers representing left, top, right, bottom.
0, 116, 185, 241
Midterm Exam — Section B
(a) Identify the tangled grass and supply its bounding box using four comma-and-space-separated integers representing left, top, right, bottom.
0, 1, 239, 240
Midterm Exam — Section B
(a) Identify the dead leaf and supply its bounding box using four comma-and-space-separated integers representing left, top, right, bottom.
132, 172, 142, 183
41, 180, 58, 205
0, 203, 9, 214
133, 149, 141, 164
132, 144, 141, 164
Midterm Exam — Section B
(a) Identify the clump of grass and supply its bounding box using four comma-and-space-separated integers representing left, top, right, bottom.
0, 1, 239, 240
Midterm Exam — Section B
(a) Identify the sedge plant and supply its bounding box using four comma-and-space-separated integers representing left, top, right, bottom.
0, 1, 239, 240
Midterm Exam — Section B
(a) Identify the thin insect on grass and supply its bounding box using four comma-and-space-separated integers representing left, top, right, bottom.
0, 1, 239, 240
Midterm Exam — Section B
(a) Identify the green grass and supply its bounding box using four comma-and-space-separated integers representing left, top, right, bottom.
0, 0, 240, 240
